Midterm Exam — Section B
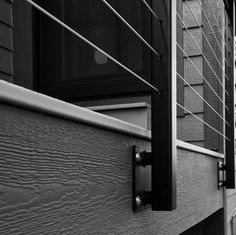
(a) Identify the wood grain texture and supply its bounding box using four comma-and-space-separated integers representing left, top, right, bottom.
0, 0, 12, 26
181, 209, 224, 235
226, 172, 236, 235
0, 103, 223, 234
226, 191, 236, 235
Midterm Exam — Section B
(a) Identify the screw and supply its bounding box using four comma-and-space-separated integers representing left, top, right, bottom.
135, 195, 142, 207
135, 153, 141, 163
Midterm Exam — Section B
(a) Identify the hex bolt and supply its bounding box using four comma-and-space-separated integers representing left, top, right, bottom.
135, 153, 142, 163
135, 195, 142, 207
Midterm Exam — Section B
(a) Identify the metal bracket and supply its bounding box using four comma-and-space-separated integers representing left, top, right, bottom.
218, 162, 226, 188
132, 146, 151, 212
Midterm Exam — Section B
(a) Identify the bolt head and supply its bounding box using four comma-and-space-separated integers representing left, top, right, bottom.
135, 153, 141, 163
135, 195, 142, 207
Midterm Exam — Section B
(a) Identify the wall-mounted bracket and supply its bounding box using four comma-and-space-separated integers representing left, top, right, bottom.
218, 162, 226, 189
132, 146, 151, 212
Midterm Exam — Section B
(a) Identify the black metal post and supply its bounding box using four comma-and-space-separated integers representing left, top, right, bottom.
225, 0, 235, 189
151, 0, 177, 210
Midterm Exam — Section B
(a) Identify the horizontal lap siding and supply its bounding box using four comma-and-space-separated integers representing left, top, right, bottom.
0, 0, 12, 26
226, 185, 236, 235
203, 0, 224, 153
0, 103, 223, 234
0, 0, 13, 81
177, 0, 204, 146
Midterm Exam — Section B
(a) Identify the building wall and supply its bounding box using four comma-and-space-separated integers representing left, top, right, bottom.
177, 0, 225, 152
226, 187, 236, 235
0, 0, 235, 234
177, 0, 204, 147
0, 103, 223, 234
0, 0, 13, 83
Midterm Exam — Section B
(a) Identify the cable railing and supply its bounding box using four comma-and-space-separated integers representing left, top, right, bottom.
185, 0, 225, 80
24, 0, 160, 93
141, 0, 161, 23
177, 11, 228, 96
177, 103, 229, 140
177, 72, 229, 126
177, 42, 228, 112
20, 0, 235, 207
102, 0, 161, 58
196, 0, 231, 70
203, 0, 232, 81
24, 0, 232, 143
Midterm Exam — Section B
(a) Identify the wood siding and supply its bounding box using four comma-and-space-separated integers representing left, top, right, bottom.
177, 0, 225, 152
1, 0, 234, 234
0, 103, 223, 234
177, 0, 204, 146
226, 172, 236, 235
12, 0, 34, 89
0, 0, 13, 82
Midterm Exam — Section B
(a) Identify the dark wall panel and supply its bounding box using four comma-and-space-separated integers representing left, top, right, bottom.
0, 71, 11, 82
0, 0, 12, 82
12, 0, 34, 89
0, 22, 12, 50
0, 47, 12, 75
0, 0, 12, 26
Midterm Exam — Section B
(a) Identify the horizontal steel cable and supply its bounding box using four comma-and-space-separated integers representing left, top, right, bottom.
177, 72, 229, 126
25, 0, 230, 141
176, 11, 228, 96
205, 0, 232, 81
197, 0, 222, 48
185, 0, 229, 84
177, 42, 230, 112
196, 0, 231, 70
24, 0, 160, 93
101, 0, 160, 58
177, 103, 229, 141
141, 0, 161, 23
206, 0, 222, 32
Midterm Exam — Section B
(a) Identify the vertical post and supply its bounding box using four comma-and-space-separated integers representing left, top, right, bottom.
151, 0, 177, 210
225, 0, 235, 189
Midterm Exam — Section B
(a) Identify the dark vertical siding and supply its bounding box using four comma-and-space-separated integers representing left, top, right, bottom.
12, 0, 34, 89
0, 0, 13, 82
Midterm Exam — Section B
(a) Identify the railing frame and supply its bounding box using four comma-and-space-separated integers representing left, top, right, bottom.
151, 0, 177, 210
